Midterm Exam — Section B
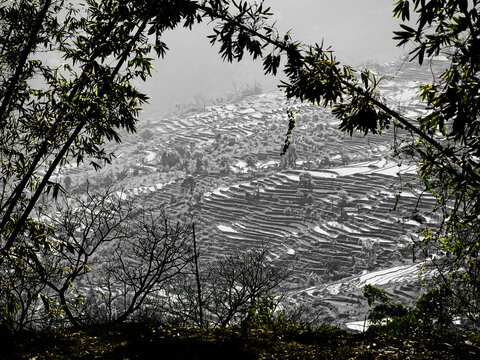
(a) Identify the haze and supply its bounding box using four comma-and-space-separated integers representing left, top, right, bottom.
140, 1, 406, 117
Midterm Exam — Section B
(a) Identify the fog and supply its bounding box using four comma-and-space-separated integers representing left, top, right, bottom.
139, 1, 406, 117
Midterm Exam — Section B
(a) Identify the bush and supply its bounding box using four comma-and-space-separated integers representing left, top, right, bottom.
414, 287, 455, 330
362, 285, 463, 338
246, 295, 299, 333
362, 284, 410, 326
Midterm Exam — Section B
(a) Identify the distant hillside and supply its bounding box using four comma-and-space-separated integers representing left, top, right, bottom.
57, 59, 449, 329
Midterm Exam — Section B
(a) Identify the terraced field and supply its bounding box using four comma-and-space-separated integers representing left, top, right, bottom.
60, 59, 448, 328
201, 165, 426, 272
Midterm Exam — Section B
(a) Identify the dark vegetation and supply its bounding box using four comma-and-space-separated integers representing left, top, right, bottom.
2, 0, 480, 358
5, 287, 480, 359
5, 321, 480, 359
4, 284, 480, 359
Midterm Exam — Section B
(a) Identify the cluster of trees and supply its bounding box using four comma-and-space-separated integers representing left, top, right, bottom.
1, 0, 480, 334
1, 186, 289, 330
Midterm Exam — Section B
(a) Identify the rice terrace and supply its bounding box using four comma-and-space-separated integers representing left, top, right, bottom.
57, 59, 442, 330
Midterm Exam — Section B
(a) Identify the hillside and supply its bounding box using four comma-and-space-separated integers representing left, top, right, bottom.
56, 59, 449, 329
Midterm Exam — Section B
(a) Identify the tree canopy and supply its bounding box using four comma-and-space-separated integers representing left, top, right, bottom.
0, 0, 286, 257
0, 0, 283, 328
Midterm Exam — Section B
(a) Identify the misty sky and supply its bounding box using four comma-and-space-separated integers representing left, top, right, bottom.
139, 1, 407, 117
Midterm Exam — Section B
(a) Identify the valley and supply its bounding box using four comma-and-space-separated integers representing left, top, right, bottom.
57, 59, 448, 328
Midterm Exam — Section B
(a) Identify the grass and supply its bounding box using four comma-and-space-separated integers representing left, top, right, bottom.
5, 322, 480, 359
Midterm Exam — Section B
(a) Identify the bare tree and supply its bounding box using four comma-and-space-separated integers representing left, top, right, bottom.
164, 244, 291, 327
2, 186, 196, 329
87, 211, 194, 323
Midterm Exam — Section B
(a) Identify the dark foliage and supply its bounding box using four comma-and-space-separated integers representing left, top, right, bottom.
7, 321, 479, 360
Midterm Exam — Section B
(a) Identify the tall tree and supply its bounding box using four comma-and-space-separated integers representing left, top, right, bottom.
0, 0, 280, 327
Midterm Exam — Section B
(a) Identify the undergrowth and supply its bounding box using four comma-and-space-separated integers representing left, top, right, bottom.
4, 320, 479, 359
